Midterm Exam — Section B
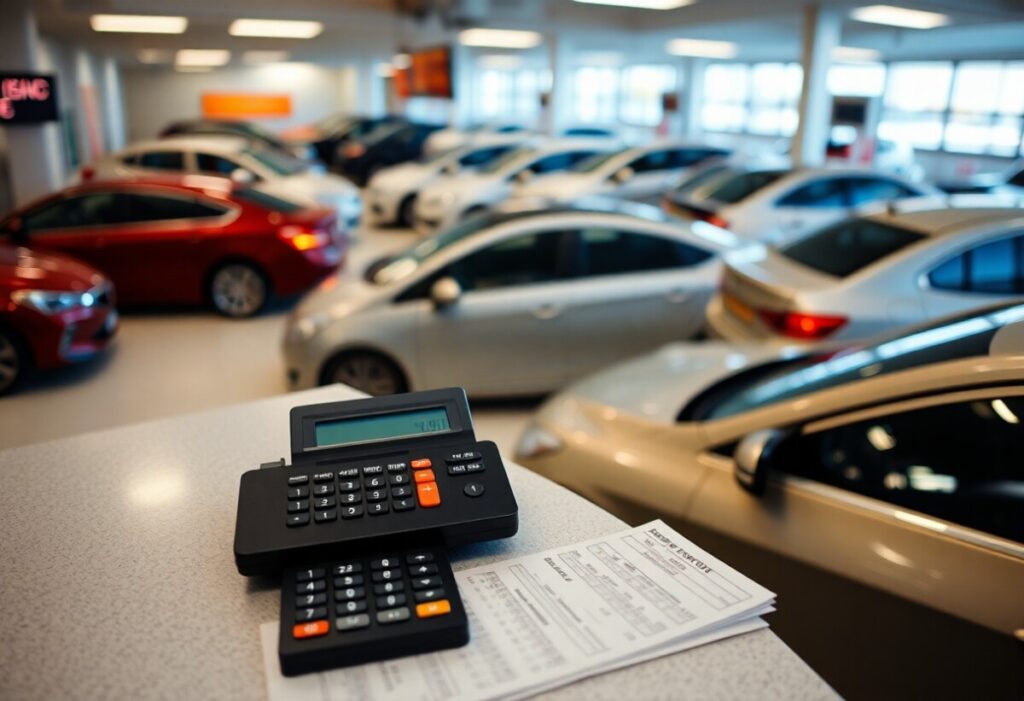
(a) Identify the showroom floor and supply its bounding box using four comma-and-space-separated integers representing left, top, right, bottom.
0, 224, 537, 453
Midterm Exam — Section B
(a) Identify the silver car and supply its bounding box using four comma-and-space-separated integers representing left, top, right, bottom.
707, 196, 1024, 344
283, 200, 743, 396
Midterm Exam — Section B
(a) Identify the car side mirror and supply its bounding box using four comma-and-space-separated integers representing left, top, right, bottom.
230, 168, 256, 184
430, 277, 462, 309
733, 428, 787, 496
612, 166, 635, 184
515, 170, 534, 185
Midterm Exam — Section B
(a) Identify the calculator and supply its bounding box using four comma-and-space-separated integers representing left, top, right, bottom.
232, 388, 519, 675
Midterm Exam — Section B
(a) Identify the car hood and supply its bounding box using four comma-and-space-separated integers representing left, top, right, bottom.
515, 172, 597, 200
284, 171, 359, 196
0, 245, 105, 293
560, 341, 786, 424
291, 272, 388, 322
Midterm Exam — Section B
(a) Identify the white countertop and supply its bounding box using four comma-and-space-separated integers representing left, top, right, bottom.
0, 385, 837, 700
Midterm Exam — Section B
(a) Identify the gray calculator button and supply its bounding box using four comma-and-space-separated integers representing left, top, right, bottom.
338, 480, 360, 492
337, 468, 359, 478
288, 474, 309, 485
313, 497, 336, 509
336, 600, 367, 615
333, 563, 362, 575
389, 473, 410, 485
366, 489, 387, 502
386, 462, 408, 473
464, 462, 485, 473
367, 502, 389, 515
335, 614, 370, 632
412, 576, 442, 590
296, 592, 327, 607
296, 568, 326, 582
287, 513, 310, 527
296, 606, 327, 622
365, 476, 387, 489
314, 509, 337, 523
374, 581, 404, 594
409, 563, 438, 576
312, 484, 334, 496
296, 580, 326, 594
339, 492, 362, 505
287, 486, 309, 499
414, 588, 445, 603
372, 568, 401, 582
361, 465, 384, 475
371, 557, 400, 570
463, 482, 485, 498
393, 498, 415, 511
406, 553, 434, 564
313, 471, 334, 483
334, 586, 366, 601
376, 593, 407, 609
334, 574, 364, 587
287, 499, 309, 513
340, 505, 364, 519
376, 607, 410, 625
391, 486, 413, 499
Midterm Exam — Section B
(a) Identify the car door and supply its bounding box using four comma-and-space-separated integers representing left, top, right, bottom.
14, 192, 128, 274
414, 228, 576, 395
921, 233, 1024, 318
560, 225, 716, 379
770, 176, 852, 244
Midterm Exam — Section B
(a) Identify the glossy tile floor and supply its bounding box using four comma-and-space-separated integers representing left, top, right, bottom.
0, 224, 536, 453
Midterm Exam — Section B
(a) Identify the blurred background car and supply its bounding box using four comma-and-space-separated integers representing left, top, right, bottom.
334, 121, 444, 186
0, 245, 117, 395
516, 301, 1024, 697
938, 159, 1024, 196
159, 118, 314, 161
706, 197, 1024, 343
280, 114, 400, 166
424, 123, 529, 155
283, 200, 742, 395
82, 136, 363, 231
0, 177, 343, 318
663, 164, 940, 245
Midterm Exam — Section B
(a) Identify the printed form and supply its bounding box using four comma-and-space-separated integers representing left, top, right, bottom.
261, 520, 775, 701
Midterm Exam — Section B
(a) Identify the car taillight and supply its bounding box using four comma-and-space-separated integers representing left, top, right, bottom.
278, 225, 332, 252
705, 213, 729, 229
758, 309, 848, 340
80, 166, 95, 181
342, 143, 366, 158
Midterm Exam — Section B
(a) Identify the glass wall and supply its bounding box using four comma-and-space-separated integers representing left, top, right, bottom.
573, 64, 677, 126
701, 62, 802, 136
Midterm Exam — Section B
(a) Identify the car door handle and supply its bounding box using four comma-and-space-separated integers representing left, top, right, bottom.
533, 303, 563, 320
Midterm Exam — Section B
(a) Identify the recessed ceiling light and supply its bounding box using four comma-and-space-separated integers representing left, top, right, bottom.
458, 28, 543, 49
228, 19, 323, 39
175, 50, 231, 67
573, 0, 693, 8
832, 46, 882, 62
666, 38, 738, 58
243, 50, 291, 64
851, 5, 949, 29
175, 66, 214, 73
137, 49, 173, 64
90, 14, 187, 34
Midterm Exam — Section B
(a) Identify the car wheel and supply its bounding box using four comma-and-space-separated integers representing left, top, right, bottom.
209, 262, 268, 318
322, 350, 407, 396
398, 195, 417, 227
0, 328, 26, 396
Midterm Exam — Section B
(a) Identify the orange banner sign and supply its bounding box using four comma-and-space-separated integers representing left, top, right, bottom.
201, 93, 292, 119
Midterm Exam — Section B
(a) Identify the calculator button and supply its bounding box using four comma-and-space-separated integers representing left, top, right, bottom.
446, 464, 468, 475
338, 480, 360, 492
339, 492, 362, 505
287, 474, 309, 485
341, 505, 364, 519
410, 458, 432, 469
447, 451, 481, 462
314, 509, 337, 523
335, 586, 366, 601
374, 581, 404, 594
333, 563, 362, 575
336, 600, 367, 615
377, 607, 410, 625
414, 588, 445, 603
287, 499, 310, 513
296, 568, 326, 582
412, 576, 443, 590
464, 462, 485, 473
464, 482, 485, 498
368, 502, 389, 516
296, 580, 326, 594
409, 563, 438, 576
366, 489, 387, 502
372, 568, 401, 582
393, 498, 415, 512
296, 592, 327, 607
287, 513, 310, 527
361, 465, 384, 475
377, 593, 407, 609
391, 485, 413, 498
313, 497, 336, 509
416, 600, 452, 618
293, 620, 328, 639
371, 557, 400, 570
407, 553, 435, 564
312, 484, 335, 496
365, 476, 387, 489
413, 469, 436, 483
337, 467, 359, 478
416, 482, 441, 508
313, 471, 334, 483
386, 462, 408, 473
388, 473, 410, 485
334, 574, 364, 587
336, 614, 370, 632
287, 486, 309, 499
296, 606, 328, 622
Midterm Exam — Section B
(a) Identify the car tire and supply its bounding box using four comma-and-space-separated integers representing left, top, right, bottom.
321, 350, 407, 396
398, 195, 417, 228
208, 261, 269, 319
0, 326, 28, 397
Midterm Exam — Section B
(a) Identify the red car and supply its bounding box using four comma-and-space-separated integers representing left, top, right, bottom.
0, 244, 117, 395
0, 176, 344, 318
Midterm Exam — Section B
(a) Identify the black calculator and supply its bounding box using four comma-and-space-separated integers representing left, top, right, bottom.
233, 388, 518, 676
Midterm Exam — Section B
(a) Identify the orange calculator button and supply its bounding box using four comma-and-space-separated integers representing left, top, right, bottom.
292, 620, 329, 639
413, 469, 436, 483
416, 600, 451, 618
417, 482, 441, 508
410, 458, 432, 469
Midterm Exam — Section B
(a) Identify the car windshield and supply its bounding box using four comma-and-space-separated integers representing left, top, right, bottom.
780, 218, 927, 278
370, 217, 496, 285
479, 147, 534, 174
571, 150, 627, 173
680, 302, 1024, 422
704, 169, 787, 204
243, 147, 306, 176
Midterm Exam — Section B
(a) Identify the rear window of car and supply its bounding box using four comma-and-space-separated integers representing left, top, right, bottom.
780, 218, 927, 278
234, 188, 305, 213
704, 169, 786, 204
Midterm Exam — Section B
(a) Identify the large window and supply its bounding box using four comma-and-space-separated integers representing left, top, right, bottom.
474, 68, 542, 125
701, 63, 802, 136
574, 67, 620, 124
619, 65, 677, 126
878, 62, 953, 150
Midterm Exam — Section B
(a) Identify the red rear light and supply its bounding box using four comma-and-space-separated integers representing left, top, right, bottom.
758, 309, 848, 340
278, 225, 331, 252
80, 166, 95, 181
342, 143, 366, 158
705, 214, 729, 229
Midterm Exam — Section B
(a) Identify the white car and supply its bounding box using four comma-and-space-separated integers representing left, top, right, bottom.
707, 197, 1024, 344
423, 124, 530, 155
664, 164, 940, 246
515, 302, 1024, 690
413, 139, 620, 234
939, 159, 1024, 196
282, 200, 744, 396
513, 142, 731, 205
365, 139, 523, 227
82, 136, 363, 230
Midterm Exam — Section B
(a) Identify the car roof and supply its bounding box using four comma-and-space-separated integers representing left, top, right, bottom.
482, 196, 682, 227
127, 135, 250, 153
68, 174, 236, 196
863, 195, 1024, 236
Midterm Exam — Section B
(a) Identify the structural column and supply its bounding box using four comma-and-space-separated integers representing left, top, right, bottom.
545, 33, 574, 136
791, 4, 841, 167
679, 57, 706, 140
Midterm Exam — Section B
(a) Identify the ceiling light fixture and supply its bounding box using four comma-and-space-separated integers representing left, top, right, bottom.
228, 19, 323, 39
458, 28, 543, 49
175, 66, 214, 73
175, 50, 231, 67
573, 0, 693, 8
243, 50, 292, 64
850, 5, 950, 29
137, 49, 173, 64
666, 38, 738, 58
90, 14, 187, 34
832, 46, 882, 62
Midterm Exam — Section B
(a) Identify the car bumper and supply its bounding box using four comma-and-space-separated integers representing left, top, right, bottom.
17, 299, 118, 370
706, 294, 771, 342
281, 326, 328, 391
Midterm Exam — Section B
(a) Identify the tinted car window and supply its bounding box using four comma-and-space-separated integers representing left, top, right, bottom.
628, 150, 672, 173
781, 218, 926, 278
1007, 168, 1024, 187
138, 151, 184, 171
847, 177, 918, 206
781, 396, 1024, 543
706, 170, 786, 204
528, 152, 589, 175
234, 188, 305, 213
123, 194, 227, 222
22, 193, 122, 230
580, 228, 710, 276
459, 145, 513, 168
673, 147, 727, 167
929, 236, 1024, 294
777, 178, 848, 207
196, 153, 240, 175
449, 232, 565, 291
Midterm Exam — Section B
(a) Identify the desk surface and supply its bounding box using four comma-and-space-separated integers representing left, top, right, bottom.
0, 386, 836, 700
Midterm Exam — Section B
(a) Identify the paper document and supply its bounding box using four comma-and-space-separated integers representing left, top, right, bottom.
262, 520, 775, 701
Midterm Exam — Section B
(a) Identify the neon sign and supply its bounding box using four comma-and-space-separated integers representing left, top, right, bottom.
0, 73, 59, 124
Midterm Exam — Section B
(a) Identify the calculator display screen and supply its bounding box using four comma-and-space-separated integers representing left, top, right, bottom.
314, 407, 451, 448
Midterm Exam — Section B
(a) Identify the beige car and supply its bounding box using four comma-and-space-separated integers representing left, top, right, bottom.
516, 302, 1024, 697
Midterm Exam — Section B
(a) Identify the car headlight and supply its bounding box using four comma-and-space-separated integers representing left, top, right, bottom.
514, 422, 565, 461
12, 289, 95, 315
